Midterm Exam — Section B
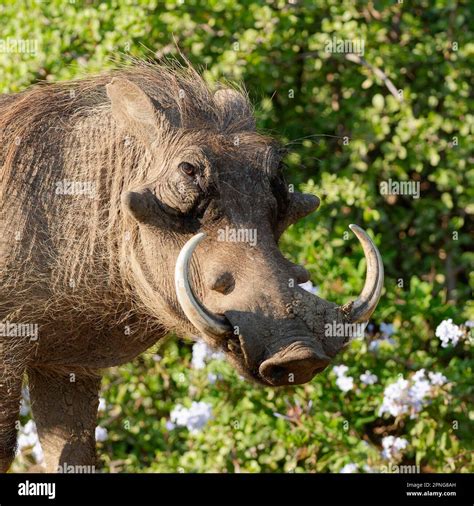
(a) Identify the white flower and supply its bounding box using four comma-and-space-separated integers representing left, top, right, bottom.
22, 387, 30, 402
95, 426, 108, 442
408, 369, 432, 412
379, 369, 447, 419
412, 369, 425, 382
170, 401, 213, 433
19, 394, 30, 417
368, 340, 380, 351
336, 375, 354, 392
428, 372, 447, 386
299, 280, 319, 295
367, 324, 397, 350
17, 420, 39, 450
31, 441, 44, 464
152, 354, 162, 362
165, 420, 176, 431
379, 377, 410, 417
369, 337, 395, 351
410, 379, 431, 400
360, 370, 378, 385
191, 342, 207, 369
16, 420, 44, 464
393, 438, 408, 451
333, 364, 349, 377
98, 397, 106, 413
465, 320, 474, 328
333, 364, 354, 391
207, 372, 219, 384
380, 322, 395, 336
381, 436, 408, 461
18, 387, 31, 417
339, 463, 358, 473
191, 341, 224, 369
435, 319, 462, 348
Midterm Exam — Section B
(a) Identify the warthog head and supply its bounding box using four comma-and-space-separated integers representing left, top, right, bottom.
107, 68, 383, 387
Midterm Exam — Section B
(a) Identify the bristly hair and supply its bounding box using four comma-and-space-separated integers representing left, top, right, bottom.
0, 56, 255, 140
0, 58, 261, 358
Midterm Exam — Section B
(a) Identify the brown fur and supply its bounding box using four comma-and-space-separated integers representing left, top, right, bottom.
0, 61, 348, 472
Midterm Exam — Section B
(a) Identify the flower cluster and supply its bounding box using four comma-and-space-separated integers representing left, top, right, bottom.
435, 319, 462, 348
360, 370, 378, 385
380, 323, 395, 336
15, 389, 44, 466
369, 322, 396, 351
191, 341, 225, 370
95, 426, 108, 442
339, 463, 358, 473
19, 387, 30, 417
169, 401, 213, 433
207, 372, 222, 384
379, 369, 447, 418
381, 436, 408, 461
98, 397, 107, 413
17, 420, 44, 465
333, 365, 354, 392
428, 372, 448, 386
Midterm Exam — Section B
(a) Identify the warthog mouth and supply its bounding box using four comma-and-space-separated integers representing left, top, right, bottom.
202, 322, 331, 387
235, 335, 331, 387
215, 326, 267, 385
259, 355, 329, 386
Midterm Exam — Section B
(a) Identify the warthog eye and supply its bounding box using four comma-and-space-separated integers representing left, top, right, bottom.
179, 161, 197, 177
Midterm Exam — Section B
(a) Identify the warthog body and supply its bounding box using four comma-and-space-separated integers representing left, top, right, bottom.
0, 62, 382, 472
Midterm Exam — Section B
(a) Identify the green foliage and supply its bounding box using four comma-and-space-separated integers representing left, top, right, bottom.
4, 0, 472, 473
92, 332, 472, 473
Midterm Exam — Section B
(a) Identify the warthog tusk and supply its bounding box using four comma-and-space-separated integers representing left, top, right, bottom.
342, 224, 384, 322
175, 232, 232, 337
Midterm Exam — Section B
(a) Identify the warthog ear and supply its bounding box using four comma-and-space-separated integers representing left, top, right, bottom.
121, 187, 181, 228
122, 189, 153, 222
277, 192, 320, 236
214, 88, 256, 133
106, 77, 170, 144
121, 188, 166, 226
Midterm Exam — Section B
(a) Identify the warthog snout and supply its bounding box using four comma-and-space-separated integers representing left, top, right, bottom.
174, 225, 383, 386
259, 345, 330, 386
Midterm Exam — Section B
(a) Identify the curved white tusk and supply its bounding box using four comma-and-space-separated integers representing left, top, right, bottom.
175, 232, 231, 337
342, 224, 384, 322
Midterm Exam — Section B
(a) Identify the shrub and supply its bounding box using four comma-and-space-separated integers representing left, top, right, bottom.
5, 0, 472, 473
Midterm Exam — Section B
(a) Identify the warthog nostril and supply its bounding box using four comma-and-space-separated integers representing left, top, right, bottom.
259, 352, 330, 386
209, 271, 235, 295
265, 365, 287, 382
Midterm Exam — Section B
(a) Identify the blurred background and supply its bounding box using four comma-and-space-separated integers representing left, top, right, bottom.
2, 0, 472, 473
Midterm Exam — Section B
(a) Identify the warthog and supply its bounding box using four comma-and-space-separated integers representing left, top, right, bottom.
0, 62, 383, 472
